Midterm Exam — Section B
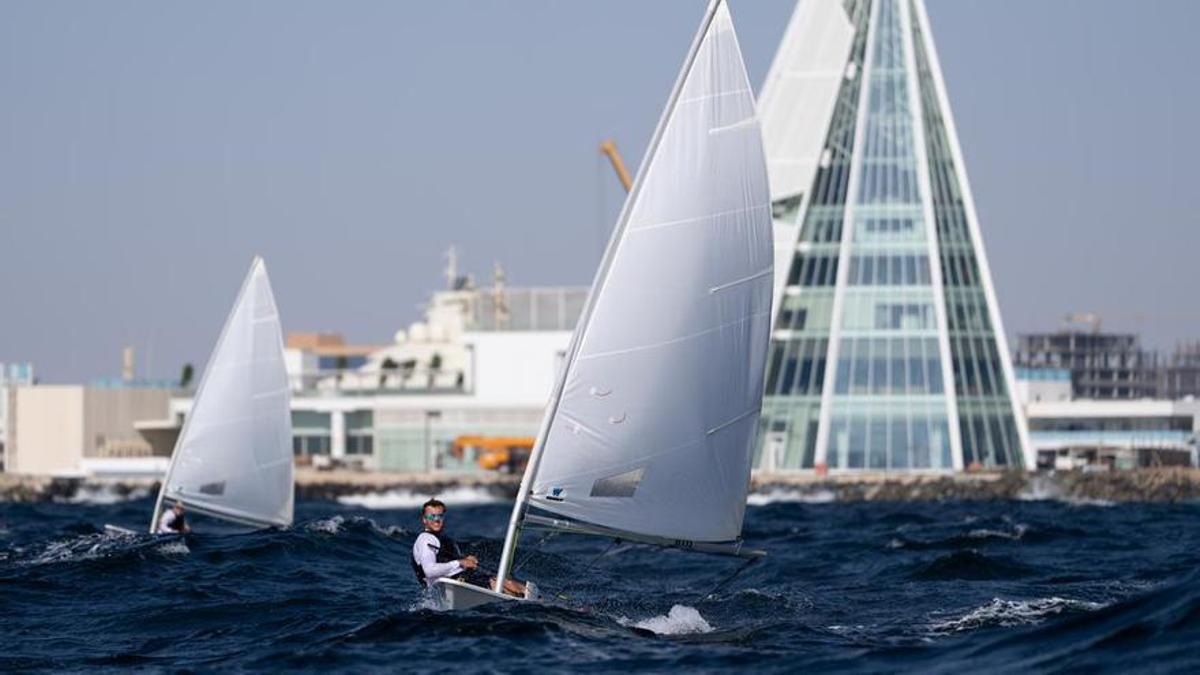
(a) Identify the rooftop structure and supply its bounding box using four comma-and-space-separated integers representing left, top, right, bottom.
757, 0, 1028, 472
1015, 316, 1160, 400
1160, 342, 1200, 400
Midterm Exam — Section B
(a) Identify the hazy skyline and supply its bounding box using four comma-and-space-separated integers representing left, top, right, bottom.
2, 0, 1198, 383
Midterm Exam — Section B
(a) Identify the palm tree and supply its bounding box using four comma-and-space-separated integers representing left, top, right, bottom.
428, 352, 443, 389
179, 363, 195, 389
379, 357, 399, 389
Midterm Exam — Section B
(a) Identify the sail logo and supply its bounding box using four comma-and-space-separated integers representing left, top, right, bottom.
546, 487, 566, 502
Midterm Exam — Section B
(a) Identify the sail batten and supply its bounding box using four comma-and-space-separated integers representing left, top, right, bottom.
150, 258, 294, 532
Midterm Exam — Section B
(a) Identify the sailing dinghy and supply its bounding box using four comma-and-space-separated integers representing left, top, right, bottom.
106, 257, 294, 535
433, 0, 772, 610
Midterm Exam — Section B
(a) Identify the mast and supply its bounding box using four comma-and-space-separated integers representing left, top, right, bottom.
149, 257, 266, 533
493, 0, 727, 592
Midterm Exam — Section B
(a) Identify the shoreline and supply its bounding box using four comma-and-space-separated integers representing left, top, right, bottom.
3, 468, 1200, 504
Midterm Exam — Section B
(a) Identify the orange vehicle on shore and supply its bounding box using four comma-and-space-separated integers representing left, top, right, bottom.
449, 436, 535, 473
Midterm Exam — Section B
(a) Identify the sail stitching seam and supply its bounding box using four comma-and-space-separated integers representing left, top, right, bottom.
710, 267, 773, 294
675, 88, 752, 106
631, 203, 769, 233
579, 309, 770, 361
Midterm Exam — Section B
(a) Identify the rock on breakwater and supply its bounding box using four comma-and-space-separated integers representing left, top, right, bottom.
3, 468, 1200, 504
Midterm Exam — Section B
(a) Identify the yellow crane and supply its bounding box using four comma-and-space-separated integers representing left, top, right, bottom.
599, 139, 633, 193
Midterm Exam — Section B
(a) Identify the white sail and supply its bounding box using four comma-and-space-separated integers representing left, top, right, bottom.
152, 257, 294, 529
525, 2, 772, 544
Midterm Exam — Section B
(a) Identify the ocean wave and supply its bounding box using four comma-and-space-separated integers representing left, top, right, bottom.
305, 515, 347, 535
966, 524, 1028, 541
18, 533, 130, 567
928, 596, 1107, 635
56, 484, 153, 505
1017, 477, 1116, 507
620, 605, 714, 635
747, 488, 837, 505
337, 485, 505, 510
910, 549, 1033, 581
155, 539, 190, 556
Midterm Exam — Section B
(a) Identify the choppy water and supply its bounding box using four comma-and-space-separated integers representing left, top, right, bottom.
1, 492, 1198, 673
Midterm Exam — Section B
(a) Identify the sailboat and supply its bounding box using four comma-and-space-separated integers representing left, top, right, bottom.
433, 0, 773, 610
108, 257, 294, 534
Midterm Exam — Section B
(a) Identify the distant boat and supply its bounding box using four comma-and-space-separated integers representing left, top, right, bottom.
433, 0, 773, 610
108, 257, 294, 535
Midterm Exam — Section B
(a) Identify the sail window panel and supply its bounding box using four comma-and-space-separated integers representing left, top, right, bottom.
590, 467, 646, 498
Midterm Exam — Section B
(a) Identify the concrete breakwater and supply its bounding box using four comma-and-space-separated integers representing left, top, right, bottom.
3, 468, 1200, 504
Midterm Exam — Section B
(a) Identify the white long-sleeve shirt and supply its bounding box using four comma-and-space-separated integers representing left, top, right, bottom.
157, 509, 182, 534
412, 532, 462, 587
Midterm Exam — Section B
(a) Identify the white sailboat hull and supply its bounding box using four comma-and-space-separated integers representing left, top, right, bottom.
432, 578, 521, 611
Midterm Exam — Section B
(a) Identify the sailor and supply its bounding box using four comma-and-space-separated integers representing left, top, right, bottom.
156, 502, 191, 535
412, 498, 527, 597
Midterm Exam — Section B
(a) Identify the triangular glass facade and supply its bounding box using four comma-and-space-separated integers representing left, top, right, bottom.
758, 0, 1028, 471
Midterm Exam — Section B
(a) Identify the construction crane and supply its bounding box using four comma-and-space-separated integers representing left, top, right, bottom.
599, 139, 633, 193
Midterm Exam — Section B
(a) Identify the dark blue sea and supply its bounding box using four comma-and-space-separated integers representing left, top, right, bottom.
2, 489, 1198, 673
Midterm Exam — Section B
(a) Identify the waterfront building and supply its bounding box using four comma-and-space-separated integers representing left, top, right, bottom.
756, 0, 1028, 472
1014, 315, 1159, 400
0, 362, 36, 472
1016, 368, 1198, 470
284, 333, 380, 390
157, 274, 586, 474
4, 384, 172, 477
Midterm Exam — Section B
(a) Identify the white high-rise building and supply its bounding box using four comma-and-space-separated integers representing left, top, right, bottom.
756, 0, 1029, 472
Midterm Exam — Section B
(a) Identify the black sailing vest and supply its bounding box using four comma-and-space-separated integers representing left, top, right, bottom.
167, 511, 187, 533
411, 531, 463, 585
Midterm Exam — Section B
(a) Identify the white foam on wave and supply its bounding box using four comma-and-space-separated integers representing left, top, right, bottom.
338, 485, 504, 510
747, 488, 837, 506
967, 523, 1028, 541
23, 534, 123, 566
928, 596, 1106, 635
156, 539, 190, 556
1017, 476, 1114, 507
620, 605, 714, 635
306, 515, 346, 534
58, 484, 153, 505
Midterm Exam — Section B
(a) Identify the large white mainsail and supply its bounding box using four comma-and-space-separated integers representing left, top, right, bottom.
494, 0, 771, 592
150, 257, 294, 531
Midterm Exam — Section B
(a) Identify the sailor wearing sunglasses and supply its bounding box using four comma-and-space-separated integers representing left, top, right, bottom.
411, 497, 527, 597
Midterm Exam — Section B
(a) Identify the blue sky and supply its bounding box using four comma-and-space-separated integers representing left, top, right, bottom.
2, 0, 1198, 382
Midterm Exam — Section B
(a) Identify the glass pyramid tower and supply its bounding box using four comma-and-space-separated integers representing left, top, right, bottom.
756, 0, 1029, 471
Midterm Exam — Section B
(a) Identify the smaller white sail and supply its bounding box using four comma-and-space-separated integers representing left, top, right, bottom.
153, 257, 294, 529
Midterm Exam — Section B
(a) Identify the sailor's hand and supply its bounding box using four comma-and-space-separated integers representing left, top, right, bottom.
460, 555, 478, 570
